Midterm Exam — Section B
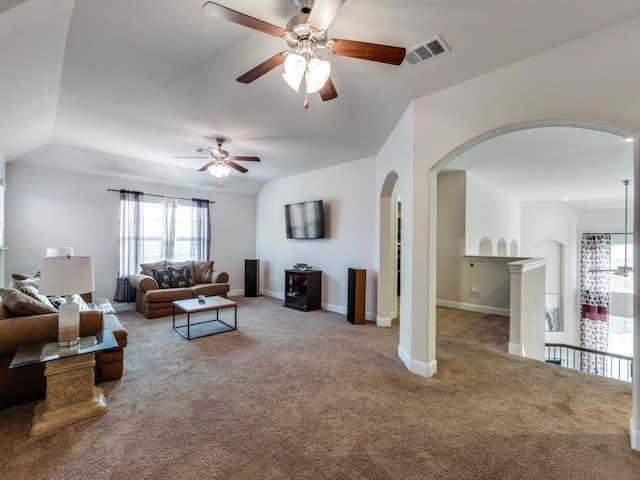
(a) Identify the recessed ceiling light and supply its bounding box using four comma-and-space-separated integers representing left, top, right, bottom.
562, 198, 569, 202
625, 137, 634, 143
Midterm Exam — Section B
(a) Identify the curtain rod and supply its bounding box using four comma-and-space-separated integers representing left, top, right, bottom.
107, 188, 215, 204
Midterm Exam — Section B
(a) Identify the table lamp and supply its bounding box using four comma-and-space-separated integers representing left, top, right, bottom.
39, 256, 95, 347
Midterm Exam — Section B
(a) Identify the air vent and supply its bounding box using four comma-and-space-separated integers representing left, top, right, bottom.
404, 35, 450, 67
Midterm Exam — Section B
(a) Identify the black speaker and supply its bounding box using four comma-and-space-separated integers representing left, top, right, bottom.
245, 259, 260, 297
347, 268, 366, 325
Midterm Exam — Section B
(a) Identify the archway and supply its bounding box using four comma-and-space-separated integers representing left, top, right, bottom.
378, 171, 400, 328
427, 120, 640, 420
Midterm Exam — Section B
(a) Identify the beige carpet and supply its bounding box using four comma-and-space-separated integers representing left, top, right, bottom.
1, 297, 639, 479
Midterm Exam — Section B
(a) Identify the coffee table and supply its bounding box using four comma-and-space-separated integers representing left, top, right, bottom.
172, 296, 237, 340
9, 329, 118, 436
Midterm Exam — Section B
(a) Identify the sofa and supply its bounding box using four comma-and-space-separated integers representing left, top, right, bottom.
130, 260, 230, 319
0, 274, 128, 409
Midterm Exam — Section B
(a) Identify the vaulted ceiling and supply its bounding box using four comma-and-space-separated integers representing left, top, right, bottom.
2, 0, 640, 196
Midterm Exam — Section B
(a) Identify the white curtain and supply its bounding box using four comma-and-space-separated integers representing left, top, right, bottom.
161, 197, 178, 260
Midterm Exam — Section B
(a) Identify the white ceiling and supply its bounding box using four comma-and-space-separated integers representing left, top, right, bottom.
2, 0, 640, 197
446, 127, 635, 210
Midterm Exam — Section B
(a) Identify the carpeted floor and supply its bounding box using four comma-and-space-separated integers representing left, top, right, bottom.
1, 296, 639, 479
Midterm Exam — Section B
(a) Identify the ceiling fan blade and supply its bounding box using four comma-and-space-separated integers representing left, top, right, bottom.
319, 76, 338, 101
226, 160, 248, 173
307, 0, 346, 34
201, 2, 287, 38
327, 39, 406, 65
228, 156, 260, 162
237, 52, 287, 83
198, 161, 215, 172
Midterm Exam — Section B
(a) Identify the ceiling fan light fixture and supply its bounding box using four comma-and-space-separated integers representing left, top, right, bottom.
208, 161, 231, 179
283, 53, 306, 91
306, 57, 331, 93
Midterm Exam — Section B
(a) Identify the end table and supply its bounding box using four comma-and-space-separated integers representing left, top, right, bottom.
10, 329, 117, 436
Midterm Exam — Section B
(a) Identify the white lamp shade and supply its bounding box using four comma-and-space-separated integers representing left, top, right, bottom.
46, 246, 74, 257
306, 58, 331, 93
282, 53, 306, 91
39, 256, 95, 296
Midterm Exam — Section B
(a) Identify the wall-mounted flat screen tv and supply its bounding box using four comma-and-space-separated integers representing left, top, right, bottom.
285, 200, 325, 239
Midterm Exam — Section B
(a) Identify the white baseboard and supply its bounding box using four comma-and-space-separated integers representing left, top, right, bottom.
376, 317, 392, 327
260, 293, 375, 322
323, 302, 345, 315
508, 342, 525, 356
228, 289, 244, 297
630, 418, 640, 451
262, 290, 283, 300
436, 299, 509, 317
397, 344, 437, 377
398, 344, 410, 369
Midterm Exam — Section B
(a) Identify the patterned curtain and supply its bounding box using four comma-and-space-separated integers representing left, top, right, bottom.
190, 198, 211, 261
114, 190, 144, 302
579, 233, 611, 374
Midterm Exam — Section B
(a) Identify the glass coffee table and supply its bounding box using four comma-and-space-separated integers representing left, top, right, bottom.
172, 296, 237, 340
10, 329, 117, 436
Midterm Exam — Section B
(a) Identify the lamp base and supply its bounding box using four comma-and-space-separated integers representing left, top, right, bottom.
58, 296, 80, 347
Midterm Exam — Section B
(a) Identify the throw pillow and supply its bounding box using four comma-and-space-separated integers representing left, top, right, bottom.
193, 260, 214, 284
140, 261, 166, 277
151, 267, 173, 289
166, 261, 196, 283
0, 288, 58, 316
48, 294, 91, 312
168, 265, 195, 288
10, 272, 41, 289
14, 282, 55, 308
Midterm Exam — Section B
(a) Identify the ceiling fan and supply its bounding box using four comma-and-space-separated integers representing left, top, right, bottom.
201, 0, 406, 108
590, 180, 633, 277
614, 179, 633, 277
174, 137, 260, 185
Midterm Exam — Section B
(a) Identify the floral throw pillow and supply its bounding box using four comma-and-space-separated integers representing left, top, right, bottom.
151, 266, 195, 289
151, 267, 173, 289
168, 266, 195, 288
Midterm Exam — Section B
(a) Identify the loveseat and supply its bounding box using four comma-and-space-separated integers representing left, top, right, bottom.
130, 260, 230, 319
0, 274, 128, 409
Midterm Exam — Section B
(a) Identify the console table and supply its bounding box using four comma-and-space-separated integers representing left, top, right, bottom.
284, 269, 321, 312
10, 330, 117, 437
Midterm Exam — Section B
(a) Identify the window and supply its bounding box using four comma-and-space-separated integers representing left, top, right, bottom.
609, 242, 633, 293
608, 241, 633, 357
118, 195, 211, 277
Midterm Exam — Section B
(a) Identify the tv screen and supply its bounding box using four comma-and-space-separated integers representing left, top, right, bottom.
285, 200, 325, 239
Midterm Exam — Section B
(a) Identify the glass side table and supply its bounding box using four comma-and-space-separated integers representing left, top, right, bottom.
10, 329, 117, 437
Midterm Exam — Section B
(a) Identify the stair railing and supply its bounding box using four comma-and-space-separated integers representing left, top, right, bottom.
545, 343, 633, 382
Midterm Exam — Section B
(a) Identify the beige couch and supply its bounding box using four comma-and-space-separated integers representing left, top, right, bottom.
130, 260, 230, 318
0, 276, 128, 409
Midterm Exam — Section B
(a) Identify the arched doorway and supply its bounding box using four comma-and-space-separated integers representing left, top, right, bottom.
378, 171, 400, 328
430, 122, 633, 356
